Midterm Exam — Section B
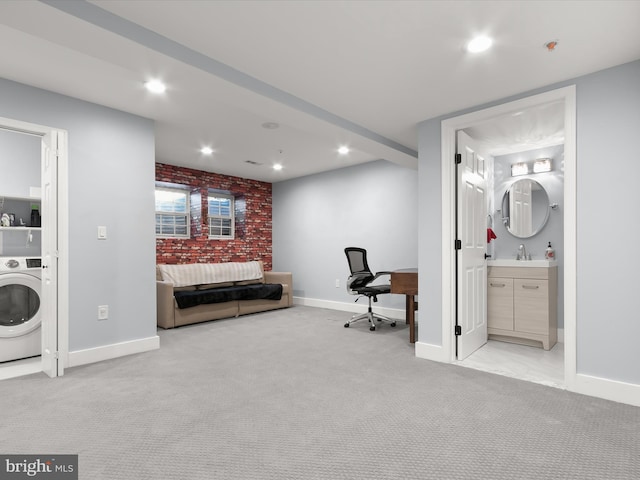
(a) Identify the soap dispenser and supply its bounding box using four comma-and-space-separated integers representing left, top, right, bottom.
545, 242, 555, 260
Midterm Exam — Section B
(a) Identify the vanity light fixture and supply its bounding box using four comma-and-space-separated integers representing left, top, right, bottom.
144, 79, 166, 94
338, 146, 350, 155
533, 158, 552, 173
200, 146, 213, 155
511, 162, 529, 177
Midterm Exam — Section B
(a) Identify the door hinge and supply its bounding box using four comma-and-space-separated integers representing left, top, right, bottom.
455, 153, 462, 164
455, 239, 462, 250
454, 325, 462, 336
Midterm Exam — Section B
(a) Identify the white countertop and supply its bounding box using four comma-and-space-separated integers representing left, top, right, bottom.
487, 259, 557, 267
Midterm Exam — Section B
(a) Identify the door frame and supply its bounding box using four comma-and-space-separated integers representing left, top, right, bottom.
440, 86, 577, 390
0, 116, 69, 379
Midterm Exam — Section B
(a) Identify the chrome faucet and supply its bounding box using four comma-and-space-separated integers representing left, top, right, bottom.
517, 244, 528, 261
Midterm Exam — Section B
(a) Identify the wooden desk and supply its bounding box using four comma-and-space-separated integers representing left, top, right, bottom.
390, 268, 418, 343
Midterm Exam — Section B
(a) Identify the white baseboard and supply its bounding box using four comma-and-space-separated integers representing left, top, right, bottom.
572, 373, 640, 407
415, 341, 449, 363
67, 335, 160, 368
293, 296, 405, 320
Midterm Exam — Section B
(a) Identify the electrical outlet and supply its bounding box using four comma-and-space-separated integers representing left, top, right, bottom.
335, 279, 340, 288
98, 305, 109, 320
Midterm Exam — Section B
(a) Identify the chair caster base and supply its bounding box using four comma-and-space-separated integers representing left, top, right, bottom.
369, 326, 376, 331
344, 323, 349, 328
391, 322, 396, 327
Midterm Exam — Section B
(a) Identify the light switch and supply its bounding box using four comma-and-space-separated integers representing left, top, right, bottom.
98, 305, 109, 320
97, 226, 107, 240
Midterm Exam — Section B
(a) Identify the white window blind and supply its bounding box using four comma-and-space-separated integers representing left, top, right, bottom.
208, 193, 234, 239
155, 187, 190, 238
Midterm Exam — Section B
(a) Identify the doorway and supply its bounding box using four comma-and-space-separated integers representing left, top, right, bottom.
440, 86, 577, 390
0, 116, 68, 380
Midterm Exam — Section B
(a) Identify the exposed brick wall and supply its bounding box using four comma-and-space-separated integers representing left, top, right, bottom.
155, 163, 272, 270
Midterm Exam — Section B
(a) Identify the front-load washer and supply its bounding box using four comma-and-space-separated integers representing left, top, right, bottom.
0, 257, 42, 363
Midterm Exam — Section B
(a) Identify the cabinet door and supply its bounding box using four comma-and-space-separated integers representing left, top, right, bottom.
488, 277, 513, 331
514, 279, 549, 334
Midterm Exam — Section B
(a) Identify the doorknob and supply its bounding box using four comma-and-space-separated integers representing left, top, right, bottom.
484, 254, 492, 259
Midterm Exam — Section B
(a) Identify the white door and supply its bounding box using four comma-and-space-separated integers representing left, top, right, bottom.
456, 131, 488, 360
40, 130, 61, 377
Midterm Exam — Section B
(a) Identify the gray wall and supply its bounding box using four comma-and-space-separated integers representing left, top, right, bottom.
418, 59, 640, 385
273, 160, 418, 311
0, 77, 157, 352
493, 145, 564, 328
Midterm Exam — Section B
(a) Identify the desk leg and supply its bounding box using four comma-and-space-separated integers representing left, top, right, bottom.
407, 295, 416, 344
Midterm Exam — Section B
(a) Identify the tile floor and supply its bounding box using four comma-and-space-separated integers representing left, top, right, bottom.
455, 339, 565, 389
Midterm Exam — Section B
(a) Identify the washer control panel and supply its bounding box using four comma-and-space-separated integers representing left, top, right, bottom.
26, 258, 41, 268
0, 257, 42, 272
5, 259, 19, 269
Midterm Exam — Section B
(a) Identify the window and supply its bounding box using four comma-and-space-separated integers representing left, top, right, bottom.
208, 192, 234, 239
155, 187, 189, 238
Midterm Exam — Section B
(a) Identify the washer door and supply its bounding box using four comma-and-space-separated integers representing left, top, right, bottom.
0, 273, 42, 338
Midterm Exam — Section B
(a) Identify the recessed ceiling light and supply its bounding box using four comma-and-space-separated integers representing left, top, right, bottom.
200, 146, 213, 155
144, 79, 166, 94
466, 36, 493, 53
273, 163, 283, 171
338, 146, 350, 155
262, 122, 279, 130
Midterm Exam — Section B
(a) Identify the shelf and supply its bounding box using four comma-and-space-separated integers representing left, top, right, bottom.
0, 195, 41, 202
0, 226, 41, 231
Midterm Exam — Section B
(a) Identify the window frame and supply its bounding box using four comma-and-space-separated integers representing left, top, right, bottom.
155, 185, 190, 239
207, 191, 235, 240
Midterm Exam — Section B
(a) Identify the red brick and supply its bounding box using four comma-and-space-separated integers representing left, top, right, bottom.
155, 163, 273, 270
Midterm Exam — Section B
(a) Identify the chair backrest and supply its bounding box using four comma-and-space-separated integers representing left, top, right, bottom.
344, 247, 374, 290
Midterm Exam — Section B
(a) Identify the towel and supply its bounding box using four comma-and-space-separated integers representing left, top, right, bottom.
487, 228, 497, 243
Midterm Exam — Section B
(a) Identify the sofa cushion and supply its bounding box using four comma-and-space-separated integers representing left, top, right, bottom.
234, 279, 264, 286
174, 286, 197, 292
158, 261, 263, 288
174, 284, 283, 309
197, 282, 234, 290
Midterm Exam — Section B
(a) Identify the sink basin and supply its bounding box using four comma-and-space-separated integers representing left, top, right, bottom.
487, 259, 557, 267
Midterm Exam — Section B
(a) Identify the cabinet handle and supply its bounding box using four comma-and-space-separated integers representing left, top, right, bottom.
490, 283, 506, 287
522, 285, 539, 289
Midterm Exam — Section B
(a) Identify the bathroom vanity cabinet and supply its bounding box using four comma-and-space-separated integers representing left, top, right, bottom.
487, 263, 557, 350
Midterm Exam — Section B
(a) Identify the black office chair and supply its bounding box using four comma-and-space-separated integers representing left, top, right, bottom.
343, 247, 396, 331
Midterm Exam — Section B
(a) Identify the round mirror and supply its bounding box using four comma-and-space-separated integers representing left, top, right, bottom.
501, 179, 550, 238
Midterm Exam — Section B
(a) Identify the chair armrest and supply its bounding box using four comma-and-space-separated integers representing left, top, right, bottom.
372, 271, 392, 282
156, 280, 175, 329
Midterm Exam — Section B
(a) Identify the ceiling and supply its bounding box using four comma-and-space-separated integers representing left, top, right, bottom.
1, 1, 639, 182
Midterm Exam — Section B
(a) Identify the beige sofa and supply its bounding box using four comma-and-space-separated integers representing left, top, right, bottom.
156, 261, 293, 329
